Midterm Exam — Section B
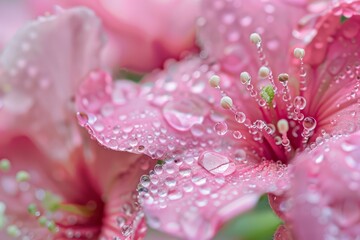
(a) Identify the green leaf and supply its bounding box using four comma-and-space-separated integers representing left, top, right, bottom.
214, 195, 282, 240
340, 15, 349, 24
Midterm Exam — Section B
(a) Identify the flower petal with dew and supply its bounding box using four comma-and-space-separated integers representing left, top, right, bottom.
77, 0, 360, 239
0, 6, 102, 161
0, 7, 155, 239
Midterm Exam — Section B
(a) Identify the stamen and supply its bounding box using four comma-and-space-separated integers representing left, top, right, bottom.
278, 73, 293, 118
259, 66, 270, 79
293, 48, 307, 93
302, 116, 317, 145
16, 171, 30, 182
250, 33, 261, 46
209, 75, 221, 88
250, 33, 277, 93
6, 225, 21, 238
277, 119, 292, 152
0, 158, 10, 172
293, 96, 306, 121
220, 96, 233, 109
239, 71, 261, 104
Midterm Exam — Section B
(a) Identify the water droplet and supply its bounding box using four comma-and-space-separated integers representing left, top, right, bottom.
214, 122, 228, 135
163, 98, 208, 131
191, 124, 205, 137
76, 112, 89, 126
234, 149, 246, 162
198, 151, 235, 176
233, 131, 242, 139
235, 112, 246, 123
293, 96, 307, 110
303, 117, 317, 131
140, 175, 151, 187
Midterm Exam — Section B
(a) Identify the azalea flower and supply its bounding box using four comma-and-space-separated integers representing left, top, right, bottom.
0, 8, 155, 239
27, 0, 200, 73
76, 0, 360, 239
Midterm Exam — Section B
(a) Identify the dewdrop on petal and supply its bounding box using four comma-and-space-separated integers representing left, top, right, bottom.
220, 96, 233, 109
277, 119, 289, 134
240, 71, 251, 84
250, 33, 261, 45
294, 48, 305, 59
209, 75, 221, 88
259, 66, 270, 78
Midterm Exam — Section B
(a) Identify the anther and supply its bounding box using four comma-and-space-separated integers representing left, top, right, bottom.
278, 73, 289, 82
259, 66, 270, 79
294, 48, 305, 59
6, 225, 21, 237
220, 96, 233, 109
250, 33, 261, 45
16, 171, 30, 182
240, 72, 251, 84
277, 119, 289, 135
209, 75, 221, 88
0, 159, 10, 171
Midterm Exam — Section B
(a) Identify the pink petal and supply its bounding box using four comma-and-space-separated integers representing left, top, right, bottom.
75, 58, 228, 159
284, 132, 360, 239
295, 1, 360, 139
0, 136, 100, 239
0, 7, 104, 161
139, 150, 290, 239
274, 225, 293, 240
28, 0, 200, 72
197, 0, 307, 75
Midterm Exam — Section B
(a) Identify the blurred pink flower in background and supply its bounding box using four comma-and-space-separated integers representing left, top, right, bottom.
27, 0, 200, 73
76, 0, 360, 239
0, 8, 155, 239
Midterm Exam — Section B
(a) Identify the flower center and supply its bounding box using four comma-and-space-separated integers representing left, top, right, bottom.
209, 33, 321, 164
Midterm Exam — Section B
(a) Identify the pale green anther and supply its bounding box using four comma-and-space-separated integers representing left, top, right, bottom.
46, 220, 57, 233
0, 214, 5, 230
0, 202, 6, 229
27, 204, 37, 216
6, 225, 21, 238
16, 171, 30, 182
42, 191, 61, 212
0, 159, 10, 172
38, 216, 47, 226
260, 85, 275, 104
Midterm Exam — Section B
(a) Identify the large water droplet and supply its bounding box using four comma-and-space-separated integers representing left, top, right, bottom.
163, 98, 208, 131
214, 122, 228, 135
303, 117, 317, 131
198, 151, 235, 176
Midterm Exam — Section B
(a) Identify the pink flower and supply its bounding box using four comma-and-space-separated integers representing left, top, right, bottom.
76, 0, 360, 239
27, 0, 200, 73
0, 8, 154, 239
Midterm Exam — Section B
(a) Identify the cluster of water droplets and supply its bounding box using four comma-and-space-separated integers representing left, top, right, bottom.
137, 150, 289, 237
206, 33, 319, 162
